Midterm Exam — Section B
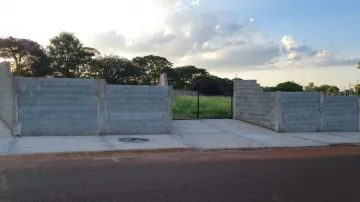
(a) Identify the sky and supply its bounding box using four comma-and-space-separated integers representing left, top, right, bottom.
0, 0, 359, 89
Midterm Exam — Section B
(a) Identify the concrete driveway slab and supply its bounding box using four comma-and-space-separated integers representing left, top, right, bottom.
236, 133, 326, 147
286, 133, 360, 144
8, 136, 111, 154
327, 132, 360, 141
0, 136, 14, 155
0, 120, 11, 136
172, 120, 224, 135
181, 133, 266, 149
201, 119, 277, 134
103, 135, 190, 150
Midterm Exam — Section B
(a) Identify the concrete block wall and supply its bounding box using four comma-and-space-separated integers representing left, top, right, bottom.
320, 95, 358, 132
18, 78, 100, 136
0, 62, 16, 133
0, 71, 172, 136
233, 80, 360, 133
278, 92, 320, 132
233, 80, 277, 130
106, 85, 172, 134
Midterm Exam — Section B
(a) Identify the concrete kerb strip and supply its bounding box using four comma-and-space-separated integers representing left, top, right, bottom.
1, 144, 360, 161
0, 148, 197, 161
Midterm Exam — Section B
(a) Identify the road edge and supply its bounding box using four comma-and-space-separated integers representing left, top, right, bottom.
1, 143, 360, 160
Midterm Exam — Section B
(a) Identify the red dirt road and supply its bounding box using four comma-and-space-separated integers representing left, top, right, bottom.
1, 147, 360, 202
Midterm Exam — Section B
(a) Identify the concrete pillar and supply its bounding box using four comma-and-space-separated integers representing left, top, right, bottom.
357, 97, 360, 132
98, 79, 107, 135
159, 73, 168, 86
273, 91, 282, 132
232, 81, 237, 119
168, 86, 173, 132
12, 77, 21, 136
319, 92, 325, 132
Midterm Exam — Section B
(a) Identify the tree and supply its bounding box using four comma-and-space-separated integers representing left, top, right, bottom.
0, 37, 51, 76
354, 84, 360, 95
263, 86, 277, 92
173, 66, 208, 89
315, 84, 340, 95
304, 82, 340, 95
326, 85, 339, 95
304, 82, 316, 92
132, 55, 173, 85
358, 61, 360, 69
162, 66, 181, 88
91, 55, 141, 84
276, 81, 303, 92
47, 32, 99, 78
314, 84, 331, 92
21, 53, 52, 77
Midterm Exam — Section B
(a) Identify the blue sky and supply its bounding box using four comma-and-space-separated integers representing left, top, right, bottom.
202, 0, 360, 54
0, 0, 359, 88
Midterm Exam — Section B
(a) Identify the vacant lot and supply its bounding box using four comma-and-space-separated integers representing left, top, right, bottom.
173, 95, 232, 119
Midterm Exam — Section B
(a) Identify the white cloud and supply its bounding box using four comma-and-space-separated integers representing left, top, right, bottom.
273, 35, 360, 68
1, 0, 356, 73
90, 0, 280, 70
90, 30, 126, 52
191, 0, 203, 6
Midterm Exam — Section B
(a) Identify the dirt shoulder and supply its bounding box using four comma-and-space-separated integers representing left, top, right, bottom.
1, 146, 360, 170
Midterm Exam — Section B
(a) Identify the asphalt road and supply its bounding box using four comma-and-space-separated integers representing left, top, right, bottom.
1, 148, 360, 202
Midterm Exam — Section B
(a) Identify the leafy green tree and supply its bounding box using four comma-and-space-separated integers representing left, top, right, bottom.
304, 82, 316, 92
162, 66, 181, 87
132, 55, 173, 85
0, 36, 51, 76
326, 85, 339, 95
276, 81, 303, 92
192, 75, 233, 95
21, 53, 52, 77
314, 84, 331, 92
263, 86, 277, 92
354, 84, 360, 95
91, 55, 141, 84
173, 66, 208, 89
47, 32, 99, 78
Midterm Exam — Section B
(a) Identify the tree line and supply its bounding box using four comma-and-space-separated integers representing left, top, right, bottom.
262, 81, 351, 96
0, 32, 350, 96
0, 32, 237, 95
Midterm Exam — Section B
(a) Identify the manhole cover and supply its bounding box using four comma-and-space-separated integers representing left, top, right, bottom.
117, 137, 150, 143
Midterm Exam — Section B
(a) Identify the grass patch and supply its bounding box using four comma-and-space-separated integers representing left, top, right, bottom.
173, 95, 232, 119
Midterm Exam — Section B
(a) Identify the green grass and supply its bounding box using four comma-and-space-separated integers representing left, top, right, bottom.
173, 95, 232, 119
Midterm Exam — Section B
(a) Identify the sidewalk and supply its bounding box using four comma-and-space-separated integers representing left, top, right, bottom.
1, 119, 360, 158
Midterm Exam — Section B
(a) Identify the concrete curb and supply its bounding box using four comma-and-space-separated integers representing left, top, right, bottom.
0, 148, 197, 160
1, 143, 360, 161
